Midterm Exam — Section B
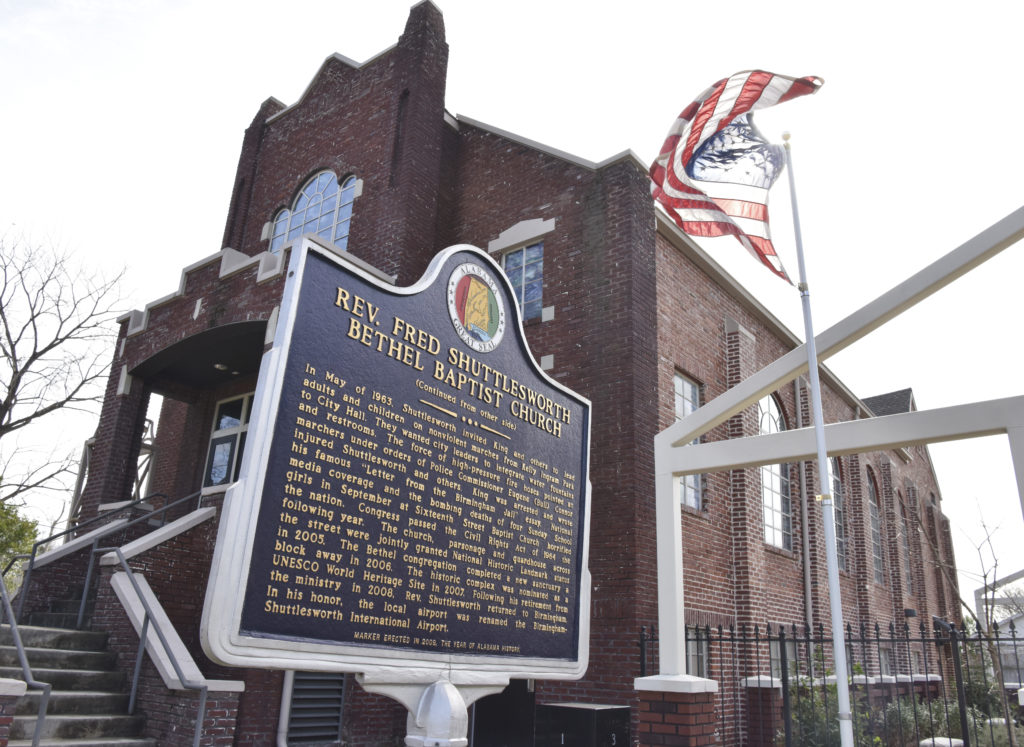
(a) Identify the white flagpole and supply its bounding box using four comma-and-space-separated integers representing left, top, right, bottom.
782, 132, 854, 747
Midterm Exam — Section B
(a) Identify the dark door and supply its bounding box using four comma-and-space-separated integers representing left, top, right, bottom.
471, 679, 535, 747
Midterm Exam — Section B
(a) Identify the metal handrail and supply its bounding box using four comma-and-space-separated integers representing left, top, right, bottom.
0, 577, 50, 747
6, 490, 171, 577
1, 490, 202, 624
4, 491, 170, 619
98, 547, 209, 747
74, 491, 205, 628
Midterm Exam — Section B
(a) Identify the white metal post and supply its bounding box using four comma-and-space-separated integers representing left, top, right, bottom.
783, 133, 854, 747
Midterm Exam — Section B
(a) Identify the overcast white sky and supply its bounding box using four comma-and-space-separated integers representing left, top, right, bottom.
2, 0, 1023, 613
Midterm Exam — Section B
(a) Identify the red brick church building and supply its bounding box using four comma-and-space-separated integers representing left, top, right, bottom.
13, 3, 959, 745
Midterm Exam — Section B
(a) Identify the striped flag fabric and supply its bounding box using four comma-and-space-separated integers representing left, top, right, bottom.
650, 70, 822, 282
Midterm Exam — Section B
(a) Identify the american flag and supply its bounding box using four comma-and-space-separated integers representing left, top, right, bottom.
650, 70, 822, 282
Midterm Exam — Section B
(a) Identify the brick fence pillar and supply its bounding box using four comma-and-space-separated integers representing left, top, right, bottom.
635, 674, 718, 746
0, 679, 27, 747
742, 677, 782, 747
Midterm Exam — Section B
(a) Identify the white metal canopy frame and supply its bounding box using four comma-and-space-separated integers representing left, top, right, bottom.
649, 204, 1024, 680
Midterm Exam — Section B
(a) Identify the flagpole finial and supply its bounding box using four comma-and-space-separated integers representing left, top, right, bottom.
782, 131, 792, 149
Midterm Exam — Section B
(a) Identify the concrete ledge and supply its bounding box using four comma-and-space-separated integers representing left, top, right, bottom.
33, 519, 129, 568
635, 674, 718, 694
110, 571, 243, 693
100, 507, 216, 566
540, 701, 627, 710
741, 675, 783, 689
97, 501, 153, 513
119, 247, 288, 337
0, 678, 26, 697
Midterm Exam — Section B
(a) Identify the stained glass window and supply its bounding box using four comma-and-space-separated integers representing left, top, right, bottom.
503, 242, 543, 320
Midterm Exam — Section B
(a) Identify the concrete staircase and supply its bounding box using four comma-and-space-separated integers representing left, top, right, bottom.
24, 597, 94, 631
0, 624, 155, 746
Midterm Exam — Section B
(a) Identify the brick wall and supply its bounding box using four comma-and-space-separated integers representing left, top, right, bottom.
637, 689, 716, 747
220, 3, 448, 285
92, 559, 245, 746
654, 225, 956, 641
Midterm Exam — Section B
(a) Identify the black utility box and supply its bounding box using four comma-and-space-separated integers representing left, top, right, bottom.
535, 703, 629, 747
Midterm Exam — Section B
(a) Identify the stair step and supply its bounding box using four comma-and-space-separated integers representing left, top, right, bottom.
0, 645, 117, 670
27, 612, 91, 629
16, 690, 130, 715
10, 713, 146, 740
0, 665, 124, 692
41, 599, 96, 616
0, 625, 108, 651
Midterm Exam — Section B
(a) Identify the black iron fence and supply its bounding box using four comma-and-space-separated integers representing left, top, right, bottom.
641, 620, 1024, 746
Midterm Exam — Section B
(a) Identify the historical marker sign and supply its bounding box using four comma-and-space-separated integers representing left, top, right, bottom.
203, 241, 591, 678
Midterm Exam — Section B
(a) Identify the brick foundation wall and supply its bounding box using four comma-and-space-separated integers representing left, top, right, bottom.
15, 518, 150, 623
341, 679, 408, 747
0, 679, 26, 747
637, 688, 716, 746
92, 561, 247, 746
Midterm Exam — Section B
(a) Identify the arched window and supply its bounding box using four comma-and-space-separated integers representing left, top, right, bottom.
866, 468, 884, 584
900, 497, 914, 595
831, 457, 847, 571
270, 172, 358, 254
758, 395, 791, 550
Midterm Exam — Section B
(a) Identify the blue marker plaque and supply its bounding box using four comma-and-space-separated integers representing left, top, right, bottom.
203, 241, 591, 677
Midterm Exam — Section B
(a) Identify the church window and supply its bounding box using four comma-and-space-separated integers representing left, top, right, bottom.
832, 457, 847, 571
502, 242, 544, 320
759, 395, 791, 550
270, 172, 357, 254
901, 501, 914, 595
203, 393, 254, 488
867, 469, 885, 584
674, 373, 703, 510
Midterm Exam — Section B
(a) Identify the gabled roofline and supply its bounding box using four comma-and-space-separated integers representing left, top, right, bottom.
450, 112, 876, 424
655, 209, 872, 419
453, 114, 647, 173
266, 48, 396, 126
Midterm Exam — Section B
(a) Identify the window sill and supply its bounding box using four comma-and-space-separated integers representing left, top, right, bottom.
201, 484, 233, 497
764, 543, 797, 561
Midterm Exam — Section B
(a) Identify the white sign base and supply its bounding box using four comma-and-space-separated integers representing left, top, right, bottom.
358, 674, 509, 747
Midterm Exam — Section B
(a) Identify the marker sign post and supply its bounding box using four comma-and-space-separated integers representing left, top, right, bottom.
202, 241, 591, 744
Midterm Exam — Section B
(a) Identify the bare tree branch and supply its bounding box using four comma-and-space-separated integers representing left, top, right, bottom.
0, 237, 122, 504
916, 507, 1021, 746
0, 444, 75, 505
